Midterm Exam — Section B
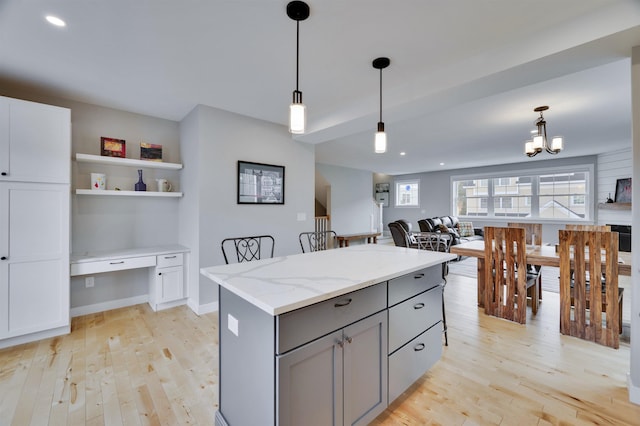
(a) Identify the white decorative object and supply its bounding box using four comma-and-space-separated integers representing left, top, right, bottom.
91, 173, 106, 190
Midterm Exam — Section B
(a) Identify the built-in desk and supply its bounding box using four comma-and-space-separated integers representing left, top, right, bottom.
71, 244, 190, 312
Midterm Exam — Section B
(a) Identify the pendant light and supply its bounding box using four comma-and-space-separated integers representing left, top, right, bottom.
287, 1, 310, 134
373, 57, 390, 153
524, 106, 564, 157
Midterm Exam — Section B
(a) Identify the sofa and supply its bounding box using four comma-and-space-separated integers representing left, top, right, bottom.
417, 216, 483, 246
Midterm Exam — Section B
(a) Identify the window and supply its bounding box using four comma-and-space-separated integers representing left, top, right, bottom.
395, 179, 419, 207
452, 166, 592, 221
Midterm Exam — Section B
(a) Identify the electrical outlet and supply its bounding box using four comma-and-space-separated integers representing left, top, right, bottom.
85, 276, 95, 288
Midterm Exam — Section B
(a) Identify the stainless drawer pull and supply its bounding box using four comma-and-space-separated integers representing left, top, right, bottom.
164, 255, 177, 259
334, 298, 352, 307
413, 302, 425, 309
414, 273, 425, 279
110, 261, 125, 265
414, 343, 425, 352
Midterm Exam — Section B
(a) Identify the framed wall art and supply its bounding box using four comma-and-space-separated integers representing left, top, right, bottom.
100, 137, 126, 158
237, 161, 285, 204
614, 177, 632, 203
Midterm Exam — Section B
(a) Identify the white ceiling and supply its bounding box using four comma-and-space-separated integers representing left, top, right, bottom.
2, 0, 640, 175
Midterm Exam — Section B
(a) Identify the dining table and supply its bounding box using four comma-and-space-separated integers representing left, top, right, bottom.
449, 240, 632, 307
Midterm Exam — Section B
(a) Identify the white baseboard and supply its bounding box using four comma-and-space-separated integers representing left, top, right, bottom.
70, 295, 149, 317
187, 298, 218, 315
0, 325, 70, 349
628, 373, 640, 405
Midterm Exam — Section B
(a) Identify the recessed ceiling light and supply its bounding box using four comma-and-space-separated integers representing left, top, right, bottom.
440, 162, 445, 166
45, 15, 66, 27
400, 152, 406, 156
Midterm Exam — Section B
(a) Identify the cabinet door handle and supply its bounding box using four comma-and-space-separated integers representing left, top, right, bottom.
336, 339, 344, 348
344, 336, 352, 344
158, 272, 162, 276
413, 302, 425, 309
414, 273, 425, 279
414, 343, 425, 352
334, 298, 352, 308
1, 256, 7, 260
164, 255, 177, 259
1, 172, 7, 176
110, 261, 125, 265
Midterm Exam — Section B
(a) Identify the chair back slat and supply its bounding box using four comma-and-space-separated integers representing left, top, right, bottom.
221, 235, 275, 264
299, 230, 337, 253
565, 224, 611, 231
507, 222, 542, 246
484, 227, 528, 324
558, 230, 619, 348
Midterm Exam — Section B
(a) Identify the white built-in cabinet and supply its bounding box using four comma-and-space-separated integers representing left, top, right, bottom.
0, 96, 70, 347
149, 253, 185, 311
0, 96, 70, 183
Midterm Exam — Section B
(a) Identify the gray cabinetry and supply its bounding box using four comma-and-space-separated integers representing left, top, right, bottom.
214, 261, 446, 426
387, 265, 443, 402
277, 310, 387, 426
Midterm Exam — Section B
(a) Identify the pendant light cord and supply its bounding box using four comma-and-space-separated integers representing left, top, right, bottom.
296, 20, 300, 93
379, 68, 383, 123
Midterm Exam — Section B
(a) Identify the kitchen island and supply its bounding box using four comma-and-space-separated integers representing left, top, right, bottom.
201, 244, 455, 426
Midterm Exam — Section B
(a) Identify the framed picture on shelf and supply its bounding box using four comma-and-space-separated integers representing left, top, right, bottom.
140, 142, 163, 161
614, 177, 632, 203
237, 161, 285, 204
100, 137, 126, 158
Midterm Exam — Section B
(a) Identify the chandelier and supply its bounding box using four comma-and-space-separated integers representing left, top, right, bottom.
525, 106, 563, 157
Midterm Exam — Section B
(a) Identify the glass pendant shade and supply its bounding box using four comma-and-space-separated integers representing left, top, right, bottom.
289, 102, 306, 134
550, 136, 563, 152
525, 140, 535, 155
375, 122, 387, 153
532, 135, 544, 151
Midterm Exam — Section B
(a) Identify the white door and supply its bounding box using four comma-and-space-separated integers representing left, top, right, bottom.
157, 266, 183, 303
0, 182, 70, 338
0, 96, 70, 184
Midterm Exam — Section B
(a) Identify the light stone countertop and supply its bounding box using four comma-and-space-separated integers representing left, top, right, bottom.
201, 244, 456, 316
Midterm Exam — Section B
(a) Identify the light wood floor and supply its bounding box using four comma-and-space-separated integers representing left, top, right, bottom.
1, 273, 639, 425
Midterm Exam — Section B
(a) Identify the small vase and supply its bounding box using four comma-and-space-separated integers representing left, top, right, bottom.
134, 169, 147, 191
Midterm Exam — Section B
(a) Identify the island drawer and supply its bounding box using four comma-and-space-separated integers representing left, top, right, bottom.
71, 255, 156, 276
388, 265, 442, 306
388, 323, 442, 402
388, 285, 442, 354
276, 282, 387, 355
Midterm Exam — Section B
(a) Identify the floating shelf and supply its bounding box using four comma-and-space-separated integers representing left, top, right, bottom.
75, 153, 182, 170
75, 189, 183, 198
598, 202, 631, 210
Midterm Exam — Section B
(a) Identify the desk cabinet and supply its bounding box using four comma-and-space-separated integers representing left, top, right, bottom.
149, 253, 185, 311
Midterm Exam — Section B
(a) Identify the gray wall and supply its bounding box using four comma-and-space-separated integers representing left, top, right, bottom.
380, 155, 598, 244
315, 163, 375, 235
179, 104, 316, 309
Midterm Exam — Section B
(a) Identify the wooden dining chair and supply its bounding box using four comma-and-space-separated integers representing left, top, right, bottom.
507, 222, 542, 246
221, 235, 275, 264
299, 230, 337, 253
507, 222, 543, 302
565, 224, 611, 231
484, 227, 540, 324
558, 230, 622, 349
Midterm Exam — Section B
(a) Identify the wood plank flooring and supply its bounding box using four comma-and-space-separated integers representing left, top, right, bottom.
1, 272, 639, 425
